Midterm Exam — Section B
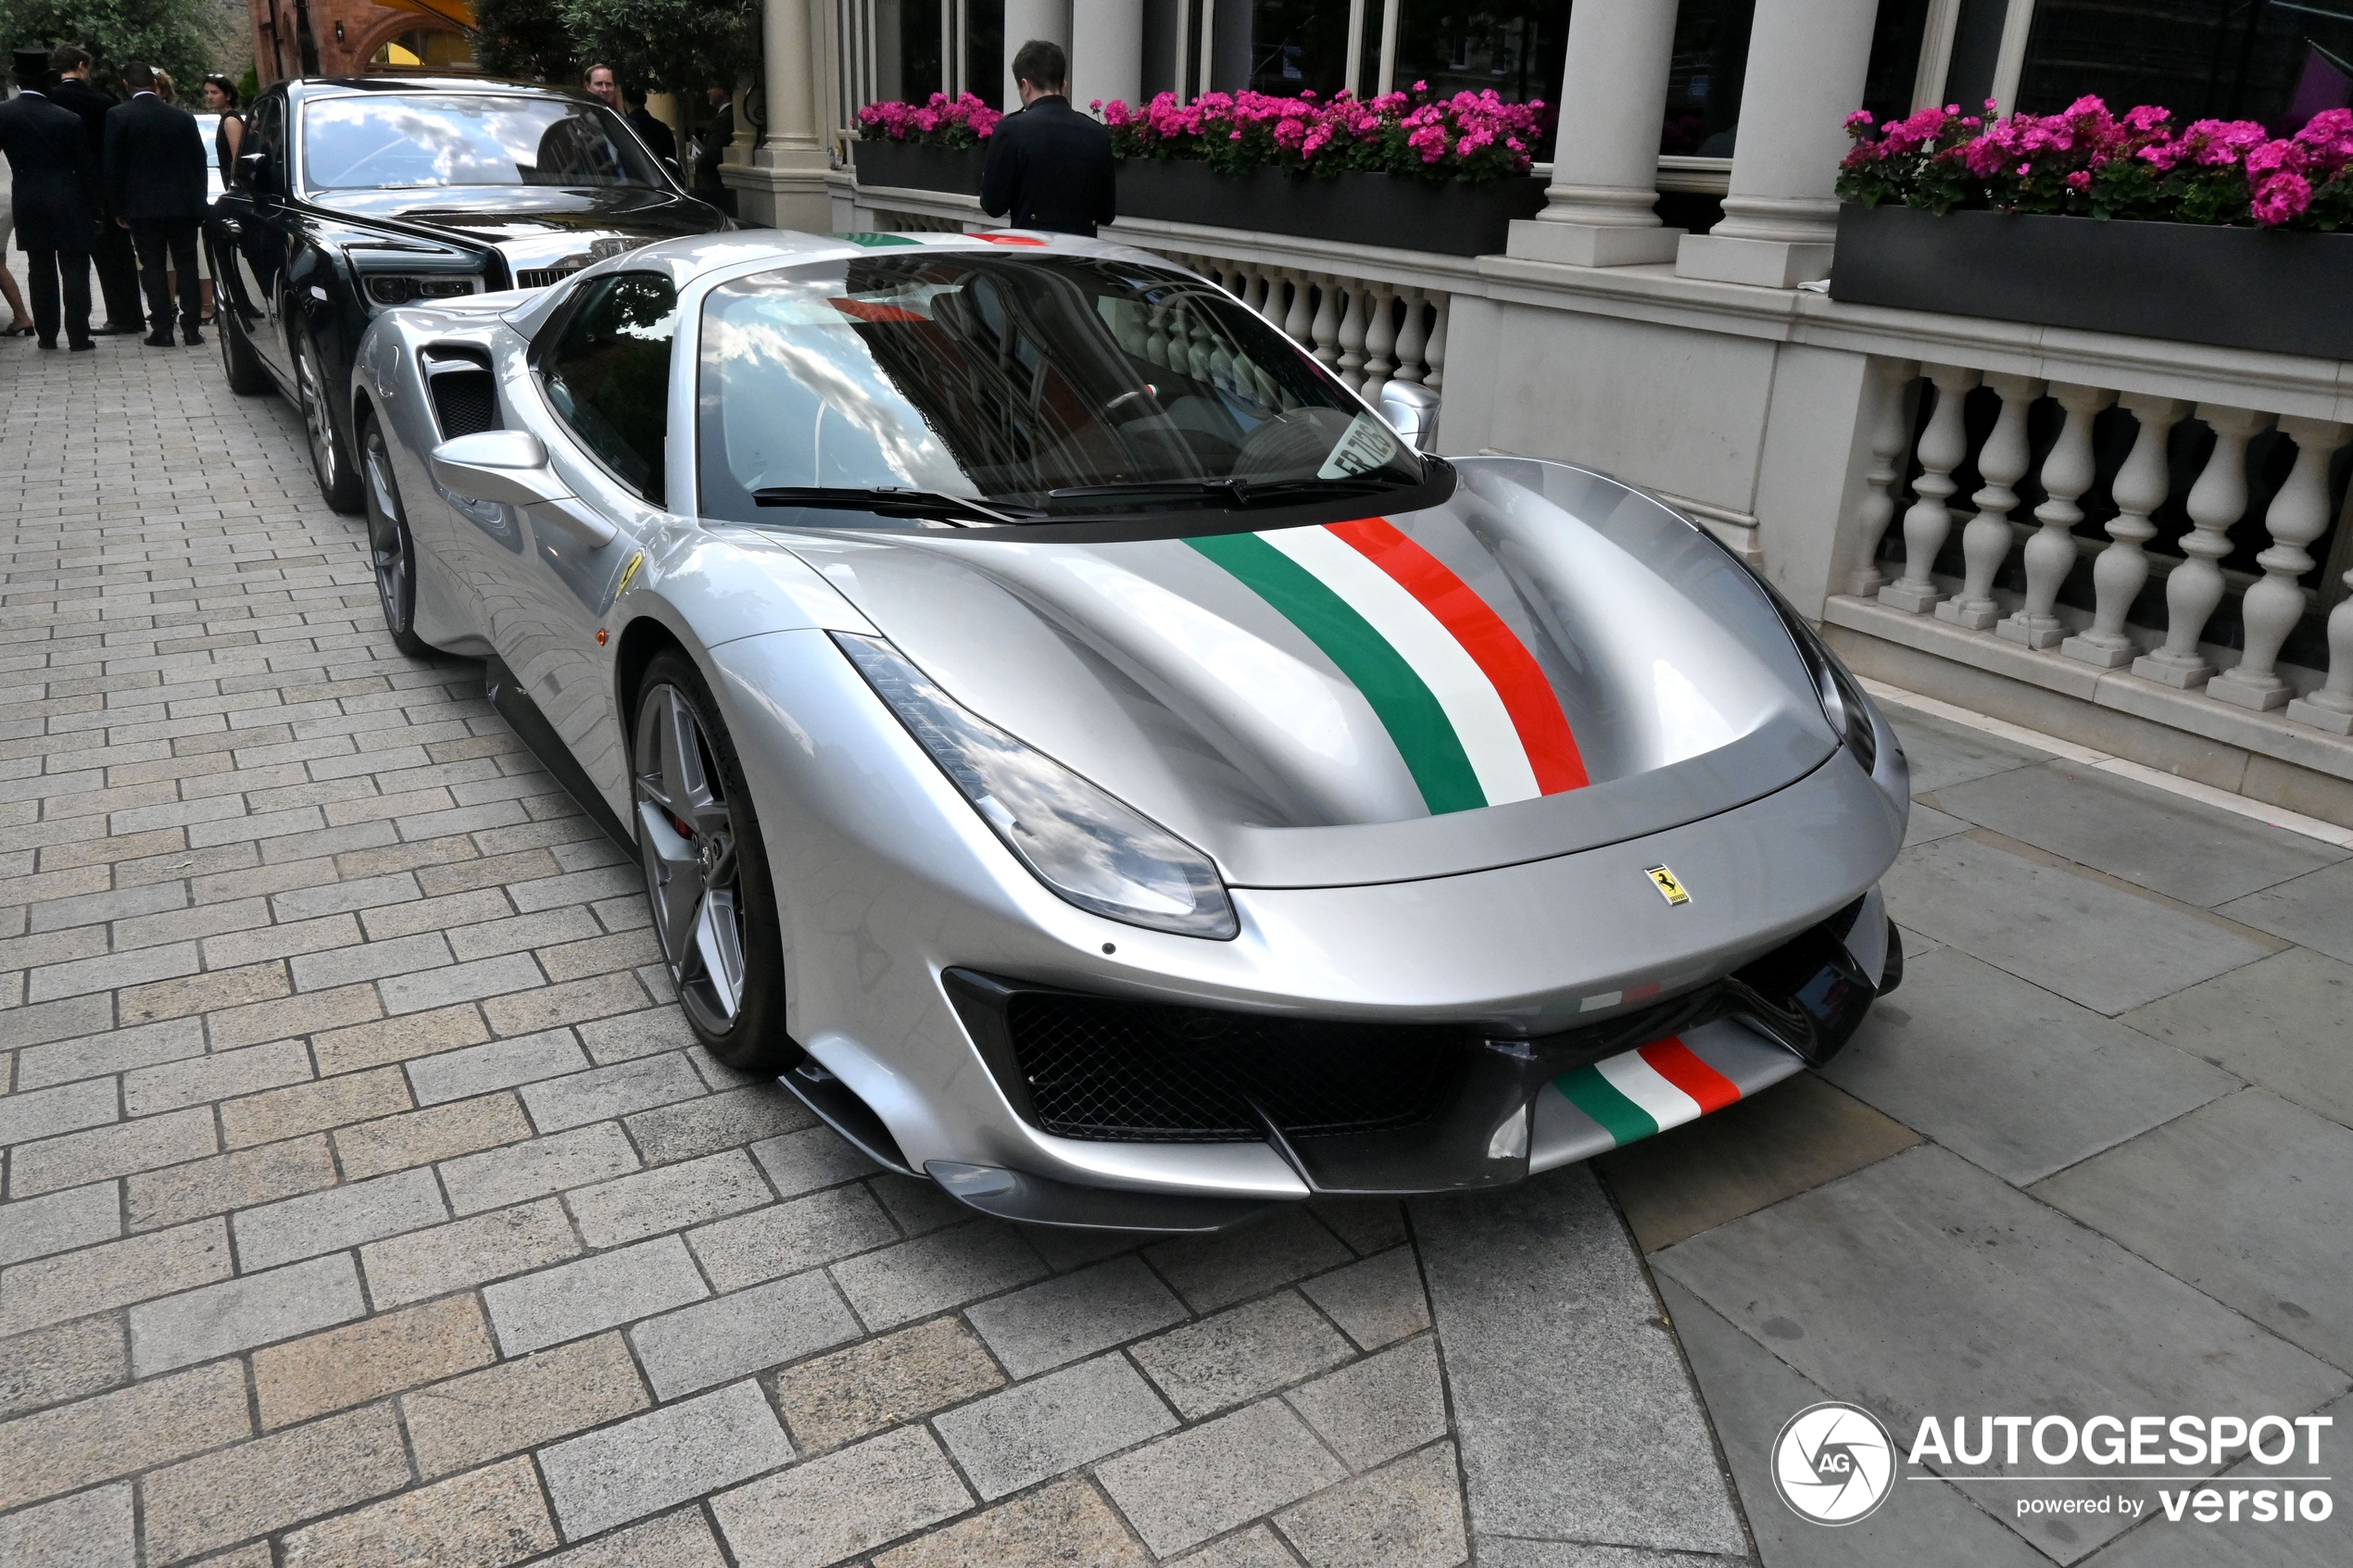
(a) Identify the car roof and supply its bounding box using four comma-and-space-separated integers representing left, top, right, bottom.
279, 76, 585, 104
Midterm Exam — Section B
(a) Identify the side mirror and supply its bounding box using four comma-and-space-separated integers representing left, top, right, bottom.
661, 156, 686, 186
1378, 382, 1441, 453
430, 430, 618, 546
235, 150, 271, 193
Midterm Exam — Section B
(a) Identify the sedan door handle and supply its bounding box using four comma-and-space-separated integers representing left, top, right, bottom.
218, 220, 242, 237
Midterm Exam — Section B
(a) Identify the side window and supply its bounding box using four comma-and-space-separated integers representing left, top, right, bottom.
536, 273, 680, 506
248, 97, 285, 194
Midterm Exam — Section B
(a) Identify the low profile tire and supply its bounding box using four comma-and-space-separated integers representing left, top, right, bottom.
218, 307, 271, 395
359, 408, 433, 659
295, 320, 363, 514
632, 650, 798, 1072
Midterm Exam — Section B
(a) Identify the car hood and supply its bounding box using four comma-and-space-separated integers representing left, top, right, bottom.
778, 458, 1841, 889
311, 185, 725, 272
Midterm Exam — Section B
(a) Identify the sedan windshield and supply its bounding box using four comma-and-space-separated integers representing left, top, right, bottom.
301, 94, 665, 191
697, 250, 1425, 523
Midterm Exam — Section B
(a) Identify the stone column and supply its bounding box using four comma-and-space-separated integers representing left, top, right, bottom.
733, 0, 833, 231
1004, 0, 1075, 108
1070, 0, 1143, 111
1675, 0, 1879, 287
1505, 0, 1682, 267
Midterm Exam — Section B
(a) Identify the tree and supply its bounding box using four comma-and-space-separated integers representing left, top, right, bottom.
558, 0, 756, 100
0, 0, 216, 90
474, 0, 577, 85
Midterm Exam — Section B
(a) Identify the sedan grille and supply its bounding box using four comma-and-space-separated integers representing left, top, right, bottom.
515, 264, 585, 290
990, 985, 1468, 1143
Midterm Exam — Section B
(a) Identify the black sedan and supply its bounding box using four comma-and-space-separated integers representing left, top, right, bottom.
208, 76, 729, 512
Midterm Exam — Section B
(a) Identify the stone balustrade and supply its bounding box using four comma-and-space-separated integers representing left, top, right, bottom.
1149, 253, 1450, 398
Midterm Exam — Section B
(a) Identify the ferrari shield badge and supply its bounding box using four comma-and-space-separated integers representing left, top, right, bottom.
1645, 865, 1692, 907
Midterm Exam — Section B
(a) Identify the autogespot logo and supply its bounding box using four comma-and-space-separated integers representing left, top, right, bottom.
1773, 1401, 1898, 1525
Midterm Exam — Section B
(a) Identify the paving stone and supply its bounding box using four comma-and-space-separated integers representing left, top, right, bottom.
936, 1352, 1181, 1499
118, 960, 293, 1025
0, 1179, 121, 1265
1148, 1207, 1354, 1313
2216, 858, 2353, 964
536, 1509, 727, 1568
481, 972, 649, 1036
233, 1165, 448, 1268
630, 1269, 864, 1399
311, 1002, 490, 1075
1903, 800, 1970, 846
1272, 1441, 1466, 1568
0, 1314, 129, 1421
749, 1123, 884, 1198
869, 1171, 977, 1236
380, 952, 546, 1015
1821, 947, 2234, 1185
1414, 1168, 1744, 1558
1296, 1246, 1431, 1353
1303, 1198, 1408, 1258
1885, 707, 2048, 794
437, 1122, 640, 1215
0, 1359, 250, 1512
1166, 1524, 1304, 1568
199, 911, 364, 970
831, 1219, 1050, 1331
130, 1251, 368, 1374
566, 1148, 773, 1249
7, 1105, 218, 1196
335, 1091, 533, 1179
0, 1217, 233, 1335
966, 1255, 1189, 1379
2120, 947, 2353, 1127
361, 1198, 584, 1308
482, 1233, 710, 1356
140, 1401, 414, 1564
1132, 1290, 1354, 1420
575, 1005, 699, 1064
0, 1481, 137, 1568
122, 1038, 315, 1117
1283, 1336, 1448, 1473
207, 981, 384, 1051
687, 1183, 900, 1291
541, 1378, 795, 1540
255, 1294, 497, 1428
1097, 1398, 1350, 1558
711, 1424, 971, 1568
770, 1315, 1007, 1452
219, 1066, 412, 1148
0, 1075, 119, 1146
625, 1082, 815, 1164
405, 1332, 648, 1480
14, 1015, 204, 1088
523, 1051, 705, 1133
408, 1026, 591, 1105
0, 994, 113, 1053
281, 1456, 556, 1568
873, 1476, 1151, 1568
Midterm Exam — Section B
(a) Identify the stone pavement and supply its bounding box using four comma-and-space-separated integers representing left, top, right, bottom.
3, 332, 2350, 1568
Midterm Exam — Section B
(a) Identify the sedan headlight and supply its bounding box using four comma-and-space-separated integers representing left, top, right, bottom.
835, 634, 1239, 939
362, 274, 484, 309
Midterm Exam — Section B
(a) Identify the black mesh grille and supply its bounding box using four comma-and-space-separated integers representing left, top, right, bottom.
1006, 992, 1468, 1143
429, 371, 497, 439
517, 264, 584, 290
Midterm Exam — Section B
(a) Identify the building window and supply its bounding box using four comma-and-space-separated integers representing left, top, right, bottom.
371, 29, 478, 73
875, 0, 945, 102
1392, 1, 1571, 107
1859, 0, 1934, 125
1216, 0, 1354, 99
1661, 0, 1755, 155
965, 0, 1004, 107
2016, 0, 2353, 130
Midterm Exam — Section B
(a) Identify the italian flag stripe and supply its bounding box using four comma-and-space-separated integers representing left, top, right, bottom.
1187, 521, 1586, 814
1554, 1035, 1747, 1151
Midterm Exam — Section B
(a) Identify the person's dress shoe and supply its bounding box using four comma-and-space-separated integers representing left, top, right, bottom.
144, 329, 175, 347
69, 340, 95, 352
91, 323, 134, 337
182, 327, 205, 346
38, 339, 59, 350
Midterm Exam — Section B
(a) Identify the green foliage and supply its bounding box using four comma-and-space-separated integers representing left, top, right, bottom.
474, 0, 577, 84
236, 64, 256, 101
558, 0, 755, 97
0, 0, 215, 90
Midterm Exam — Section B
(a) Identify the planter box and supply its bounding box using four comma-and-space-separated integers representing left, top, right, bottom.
852, 140, 986, 195
1114, 162, 1547, 257
1830, 203, 2353, 360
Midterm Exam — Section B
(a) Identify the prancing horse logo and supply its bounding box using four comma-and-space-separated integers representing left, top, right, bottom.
1645, 865, 1691, 906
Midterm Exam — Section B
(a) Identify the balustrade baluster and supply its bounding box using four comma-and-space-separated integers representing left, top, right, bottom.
2210, 417, 2348, 709
1999, 383, 2113, 647
1847, 359, 1919, 597
1940, 373, 2044, 629
1424, 298, 1448, 392
1879, 365, 1979, 614
1362, 287, 1399, 401
1392, 289, 1430, 386
2286, 569, 2353, 733
1240, 270, 1268, 317
1308, 280, 1342, 370
1282, 271, 1315, 347
1336, 287, 1368, 390
2062, 395, 2187, 667
2133, 406, 2273, 688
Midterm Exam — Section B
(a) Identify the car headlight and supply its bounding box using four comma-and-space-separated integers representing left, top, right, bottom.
1771, 598, 1878, 775
361, 273, 484, 309
835, 633, 1239, 939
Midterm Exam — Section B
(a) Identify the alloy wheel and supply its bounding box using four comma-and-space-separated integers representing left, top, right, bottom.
635, 684, 748, 1035
296, 332, 340, 495
362, 428, 408, 633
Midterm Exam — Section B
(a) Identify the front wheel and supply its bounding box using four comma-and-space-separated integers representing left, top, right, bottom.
218, 304, 271, 395
295, 320, 362, 514
632, 650, 798, 1072
359, 408, 433, 658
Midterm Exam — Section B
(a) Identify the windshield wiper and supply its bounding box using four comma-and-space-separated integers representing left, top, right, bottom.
751, 487, 1046, 525
1043, 474, 1407, 510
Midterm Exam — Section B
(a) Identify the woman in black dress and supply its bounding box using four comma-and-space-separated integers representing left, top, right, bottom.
200, 76, 243, 326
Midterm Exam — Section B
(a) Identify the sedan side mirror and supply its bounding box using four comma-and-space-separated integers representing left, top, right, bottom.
1378, 382, 1441, 453
235, 150, 271, 193
431, 431, 618, 546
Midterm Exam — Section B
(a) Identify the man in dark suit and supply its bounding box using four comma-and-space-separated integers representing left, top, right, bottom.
46, 44, 145, 335
0, 58, 98, 349
981, 40, 1115, 237
623, 82, 676, 164
106, 60, 209, 345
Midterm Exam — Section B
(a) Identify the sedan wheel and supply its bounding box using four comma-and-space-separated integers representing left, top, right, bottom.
296, 325, 363, 514
359, 412, 431, 658
632, 652, 795, 1069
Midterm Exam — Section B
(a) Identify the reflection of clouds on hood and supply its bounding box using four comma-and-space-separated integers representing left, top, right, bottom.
711, 308, 970, 494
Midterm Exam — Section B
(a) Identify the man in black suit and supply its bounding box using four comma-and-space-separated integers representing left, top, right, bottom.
106, 60, 209, 346
0, 58, 98, 349
46, 45, 145, 335
623, 82, 676, 164
981, 40, 1115, 237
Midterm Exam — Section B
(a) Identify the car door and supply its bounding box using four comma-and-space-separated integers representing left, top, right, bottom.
217, 93, 295, 383
499, 271, 681, 796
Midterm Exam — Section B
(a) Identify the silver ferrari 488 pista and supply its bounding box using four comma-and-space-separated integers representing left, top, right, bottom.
349, 228, 1907, 1232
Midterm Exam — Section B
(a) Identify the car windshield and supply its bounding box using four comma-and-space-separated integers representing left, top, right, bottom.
300, 94, 665, 191
697, 249, 1426, 523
